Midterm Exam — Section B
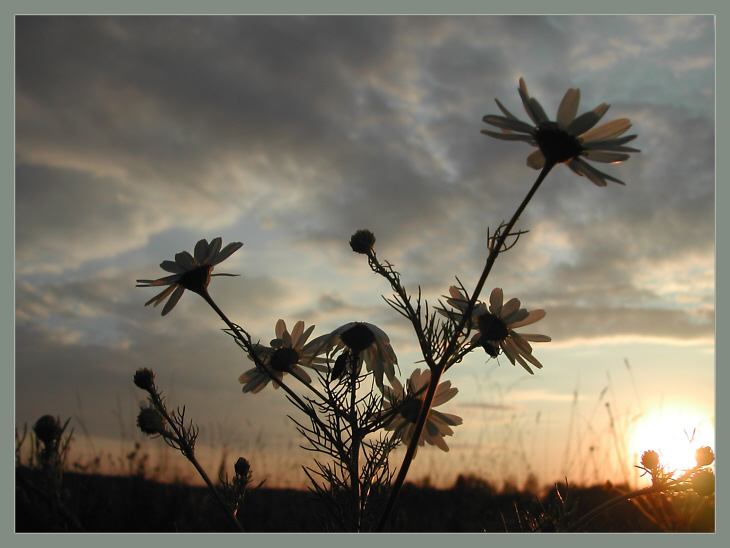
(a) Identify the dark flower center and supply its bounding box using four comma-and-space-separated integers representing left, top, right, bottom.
478, 313, 509, 341
178, 265, 213, 295
477, 313, 508, 357
399, 397, 423, 424
534, 122, 584, 164
340, 323, 377, 355
270, 347, 300, 372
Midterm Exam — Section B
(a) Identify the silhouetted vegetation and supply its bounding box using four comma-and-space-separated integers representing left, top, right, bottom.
16, 467, 714, 533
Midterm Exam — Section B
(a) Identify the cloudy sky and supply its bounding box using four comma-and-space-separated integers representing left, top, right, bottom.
15, 14, 714, 489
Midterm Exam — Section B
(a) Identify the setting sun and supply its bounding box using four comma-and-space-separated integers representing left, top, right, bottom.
629, 407, 715, 476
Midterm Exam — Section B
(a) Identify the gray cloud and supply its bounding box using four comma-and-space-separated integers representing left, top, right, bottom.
15, 15, 714, 482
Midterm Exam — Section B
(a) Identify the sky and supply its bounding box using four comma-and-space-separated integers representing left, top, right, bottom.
15, 14, 715, 490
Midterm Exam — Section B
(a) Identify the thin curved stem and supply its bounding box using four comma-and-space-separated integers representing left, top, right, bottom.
198, 290, 345, 453
150, 391, 245, 533
375, 163, 555, 531
441, 161, 555, 373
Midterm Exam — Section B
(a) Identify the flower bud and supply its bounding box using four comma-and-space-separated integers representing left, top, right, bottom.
695, 446, 715, 467
133, 368, 155, 391
641, 450, 660, 471
136, 406, 167, 436
234, 457, 251, 478
349, 229, 376, 254
33, 415, 63, 447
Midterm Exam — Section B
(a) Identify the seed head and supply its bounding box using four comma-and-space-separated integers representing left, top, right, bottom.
133, 368, 156, 391
641, 450, 660, 471
234, 457, 251, 478
137, 406, 167, 436
33, 415, 63, 447
695, 446, 715, 467
349, 229, 376, 254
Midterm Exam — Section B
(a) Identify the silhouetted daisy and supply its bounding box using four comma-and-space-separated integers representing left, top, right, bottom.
482, 78, 639, 186
239, 320, 327, 394
477, 287, 551, 374
315, 322, 398, 390
441, 286, 550, 374
137, 237, 243, 316
381, 368, 462, 453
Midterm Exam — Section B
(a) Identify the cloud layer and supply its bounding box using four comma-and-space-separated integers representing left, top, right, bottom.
15, 15, 714, 485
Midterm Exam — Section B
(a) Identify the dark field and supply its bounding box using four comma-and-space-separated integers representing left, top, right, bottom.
15, 467, 714, 533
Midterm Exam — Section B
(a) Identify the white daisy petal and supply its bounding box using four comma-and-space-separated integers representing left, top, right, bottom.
509, 309, 547, 329
160, 260, 186, 274
213, 241, 244, 265
194, 239, 210, 264
580, 118, 631, 143
581, 134, 638, 151
526, 150, 546, 169
581, 150, 631, 163
556, 87, 580, 127
161, 286, 186, 316
566, 103, 610, 136
501, 297, 521, 319
489, 288, 504, 315
482, 114, 536, 134
570, 158, 625, 186
205, 237, 223, 263
480, 129, 537, 142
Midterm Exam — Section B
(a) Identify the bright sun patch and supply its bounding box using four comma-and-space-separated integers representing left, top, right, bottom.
629, 407, 714, 475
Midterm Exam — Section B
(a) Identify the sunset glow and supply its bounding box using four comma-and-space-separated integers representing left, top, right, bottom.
628, 407, 715, 476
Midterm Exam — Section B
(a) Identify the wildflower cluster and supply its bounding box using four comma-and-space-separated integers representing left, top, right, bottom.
637, 447, 716, 496
133, 78, 648, 532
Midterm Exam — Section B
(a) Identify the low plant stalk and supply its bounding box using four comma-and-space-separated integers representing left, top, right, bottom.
375, 162, 555, 531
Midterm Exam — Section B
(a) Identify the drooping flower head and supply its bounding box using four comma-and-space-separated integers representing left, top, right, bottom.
482, 78, 640, 186
381, 368, 462, 453
238, 319, 327, 394
441, 286, 550, 375
136, 237, 243, 315
316, 322, 398, 390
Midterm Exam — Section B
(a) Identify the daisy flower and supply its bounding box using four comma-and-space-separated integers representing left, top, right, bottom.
440, 286, 550, 374
136, 237, 243, 316
315, 322, 398, 390
437, 285, 489, 326
477, 287, 551, 375
482, 77, 639, 186
238, 319, 327, 394
381, 368, 462, 453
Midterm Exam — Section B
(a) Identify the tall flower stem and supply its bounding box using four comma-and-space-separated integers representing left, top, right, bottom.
148, 390, 246, 533
375, 162, 555, 532
447, 161, 555, 359
197, 290, 343, 449
375, 364, 443, 531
